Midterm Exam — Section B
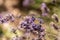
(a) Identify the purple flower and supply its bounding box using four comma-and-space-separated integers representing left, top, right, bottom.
42, 13, 48, 16
31, 16, 35, 21
21, 22, 27, 28
41, 3, 47, 8
9, 16, 15, 22
41, 3, 50, 16
32, 23, 42, 31
0, 15, 2, 19
23, 0, 30, 7
40, 27, 45, 32
0, 18, 7, 23
54, 16, 59, 22
2, 19, 7, 23
52, 24, 59, 30
31, 23, 37, 30
25, 16, 35, 24
0, 16, 3, 23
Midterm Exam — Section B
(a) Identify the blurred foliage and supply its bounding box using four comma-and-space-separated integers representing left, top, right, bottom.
0, 0, 60, 40
31, 0, 42, 9
0, 26, 3, 36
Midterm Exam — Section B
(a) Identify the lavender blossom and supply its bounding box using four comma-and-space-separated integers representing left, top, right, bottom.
52, 14, 59, 22
0, 17, 8, 23
22, 0, 30, 7
41, 3, 47, 8
21, 21, 28, 28
9, 15, 15, 22
52, 24, 59, 30
18, 16, 45, 40
50, 22, 59, 30
1, 19, 7, 23
42, 13, 48, 17
0, 15, 3, 23
32, 24, 37, 31
19, 16, 45, 32
31, 16, 35, 21
24, 16, 35, 24
0, 15, 2, 19
41, 3, 50, 16
54, 16, 59, 22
